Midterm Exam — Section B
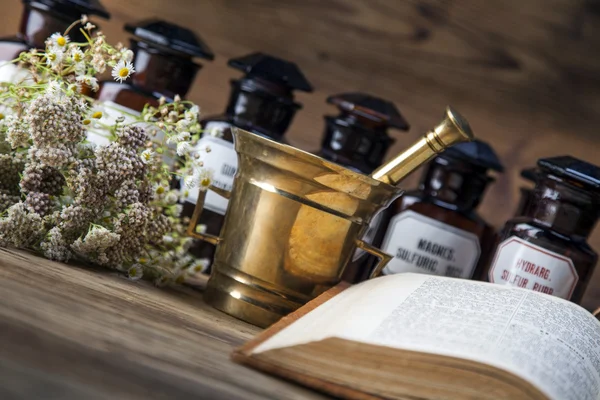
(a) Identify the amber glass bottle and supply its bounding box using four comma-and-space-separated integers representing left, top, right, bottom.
514, 167, 538, 216
484, 156, 599, 304
88, 19, 213, 147
0, 0, 110, 81
183, 52, 313, 264
314, 93, 410, 282
379, 139, 504, 280
95, 19, 213, 111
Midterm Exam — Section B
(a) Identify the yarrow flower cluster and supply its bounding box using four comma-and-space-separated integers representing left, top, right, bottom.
0, 17, 210, 285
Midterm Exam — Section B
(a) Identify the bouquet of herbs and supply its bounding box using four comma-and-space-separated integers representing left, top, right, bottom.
0, 17, 211, 284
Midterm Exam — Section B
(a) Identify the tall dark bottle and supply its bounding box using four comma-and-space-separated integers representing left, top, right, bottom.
88, 19, 213, 147
184, 52, 313, 263
380, 139, 504, 280
514, 167, 538, 216
484, 156, 599, 304
314, 93, 410, 282
0, 0, 110, 81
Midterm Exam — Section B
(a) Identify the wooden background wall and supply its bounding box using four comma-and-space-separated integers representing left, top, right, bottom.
2, 0, 599, 309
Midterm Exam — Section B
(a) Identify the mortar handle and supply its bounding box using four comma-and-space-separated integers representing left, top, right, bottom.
186, 186, 231, 245
353, 239, 393, 279
594, 307, 600, 320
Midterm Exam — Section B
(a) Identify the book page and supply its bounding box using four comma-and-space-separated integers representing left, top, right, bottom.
253, 274, 600, 400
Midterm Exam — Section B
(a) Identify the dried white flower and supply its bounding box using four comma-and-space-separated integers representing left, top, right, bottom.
76, 75, 99, 92
121, 49, 134, 63
111, 60, 135, 83
187, 258, 210, 274
140, 149, 154, 164
198, 168, 214, 191
48, 33, 70, 51
176, 141, 192, 156
45, 49, 64, 68
70, 48, 86, 75
127, 264, 144, 280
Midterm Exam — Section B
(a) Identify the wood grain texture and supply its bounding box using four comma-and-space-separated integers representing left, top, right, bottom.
0, 248, 331, 400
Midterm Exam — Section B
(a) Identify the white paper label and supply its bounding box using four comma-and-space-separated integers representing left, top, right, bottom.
185, 133, 238, 215
489, 236, 578, 300
86, 101, 141, 147
0, 63, 30, 84
380, 210, 480, 278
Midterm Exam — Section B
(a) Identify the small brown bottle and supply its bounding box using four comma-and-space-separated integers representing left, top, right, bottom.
95, 18, 213, 111
183, 53, 313, 264
314, 93, 410, 282
88, 19, 213, 147
0, 0, 110, 81
379, 139, 504, 279
484, 156, 599, 303
514, 167, 538, 216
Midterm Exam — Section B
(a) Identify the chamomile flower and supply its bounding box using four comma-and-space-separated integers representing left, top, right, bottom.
111, 60, 135, 83
46, 80, 61, 94
187, 258, 210, 274
48, 33, 70, 50
185, 105, 200, 121
70, 48, 86, 74
127, 264, 144, 281
45, 49, 64, 68
75, 75, 99, 92
140, 149, 154, 164
198, 168, 214, 191
176, 131, 191, 142
176, 141, 192, 156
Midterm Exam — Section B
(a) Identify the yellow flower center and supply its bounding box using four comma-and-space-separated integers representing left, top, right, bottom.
175, 275, 185, 284
200, 178, 211, 187
130, 267, 138, 276
92, 111, 103, 119
156, 186, 165, 194
0, 113, 4, 120
74, 53, 82, 62
118, 67, 130, 78
139, 258, 147, 264
83, 119, 91, 125
56, 36, 66, 46
48, 53, 56, 61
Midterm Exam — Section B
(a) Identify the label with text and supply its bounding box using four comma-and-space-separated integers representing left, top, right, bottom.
380, 210, 480, 278
488, 236, 578, 300
185, 133, 238, 215
352, 211, 384, 260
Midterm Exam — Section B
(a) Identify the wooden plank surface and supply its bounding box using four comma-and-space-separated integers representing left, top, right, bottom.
0, 248, 330, 400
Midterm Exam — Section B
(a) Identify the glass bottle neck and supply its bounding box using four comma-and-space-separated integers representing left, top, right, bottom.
419, 159, 491, 213
527, 177, 598, 239
320, 113, 393, 174
19, 5, 88, 49
129, 40, 199, 99
224, 77, 299, 140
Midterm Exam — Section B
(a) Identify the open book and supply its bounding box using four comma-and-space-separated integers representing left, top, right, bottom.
233, 274, 600, 400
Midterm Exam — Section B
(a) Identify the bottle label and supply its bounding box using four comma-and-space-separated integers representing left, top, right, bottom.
488, 236, 578, 300
380, 210, 481, 278
0, 63, 30, 84
185, 133, 238, 215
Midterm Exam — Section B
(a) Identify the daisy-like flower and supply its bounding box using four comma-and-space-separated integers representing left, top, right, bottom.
48, 33, 69, 51
75, 75, 99, 92
46, 80, 61, 94
111, 60, 135, 83
187, 258, 210, 274
140, 149, 154, 164
70, 48, 86, 75
184, 172, 199, 189
176, 141, 192, 156
45, 49, 64, 68
198, 168, 214, 191
185, 105, 200, 121
127, 264, 144, 281
164, 191, 178, 205
176, 131, 191, 142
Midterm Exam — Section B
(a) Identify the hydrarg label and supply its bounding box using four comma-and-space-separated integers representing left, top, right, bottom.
185, 133, 238, 215
381, 210, 480, 278
488, 235, 578, 300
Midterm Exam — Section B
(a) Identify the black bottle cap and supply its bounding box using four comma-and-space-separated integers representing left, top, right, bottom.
520, 167, 539, 182
23, 0, 110, 19
125, 19, 214, 60
442, 139, 504, 173
228, 52, 313, 92
538, 156, 600, 191
327, 93, 410, 130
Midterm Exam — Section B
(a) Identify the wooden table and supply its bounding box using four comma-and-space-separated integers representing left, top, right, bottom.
0, 248, 330, 400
